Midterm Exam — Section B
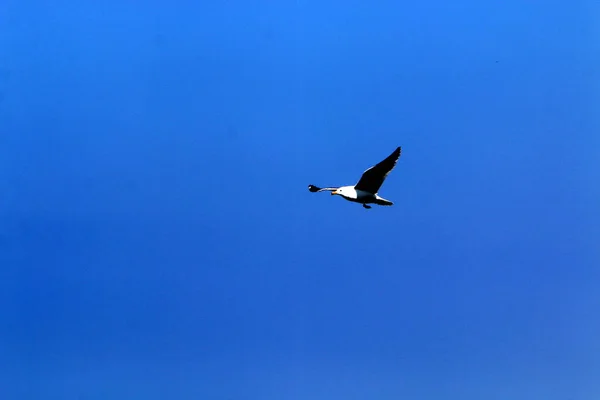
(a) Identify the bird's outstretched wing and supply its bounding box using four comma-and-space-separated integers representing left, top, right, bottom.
308, 185, 338, 193
354, 147, 401, 194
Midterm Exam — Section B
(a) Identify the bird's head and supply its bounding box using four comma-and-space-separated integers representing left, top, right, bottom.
331, 187, 347, 196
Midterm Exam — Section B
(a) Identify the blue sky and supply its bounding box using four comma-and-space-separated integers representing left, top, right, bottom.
1, 0, 599, 398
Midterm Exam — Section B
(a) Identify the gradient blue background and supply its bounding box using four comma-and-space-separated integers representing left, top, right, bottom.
1, 1, 599, 398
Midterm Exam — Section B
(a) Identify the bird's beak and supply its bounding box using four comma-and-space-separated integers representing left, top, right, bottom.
331, 191, 337, 196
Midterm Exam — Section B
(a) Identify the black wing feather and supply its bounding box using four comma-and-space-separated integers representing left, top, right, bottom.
354, 147, 401, 194
308, 185, 338, 193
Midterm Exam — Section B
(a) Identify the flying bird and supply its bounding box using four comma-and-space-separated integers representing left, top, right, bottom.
308, 146, 401, 209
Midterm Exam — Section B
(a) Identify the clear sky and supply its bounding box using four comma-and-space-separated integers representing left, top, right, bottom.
1, 0, 599, 398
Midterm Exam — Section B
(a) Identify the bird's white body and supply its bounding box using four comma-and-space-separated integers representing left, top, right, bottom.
332, 186, 393, 206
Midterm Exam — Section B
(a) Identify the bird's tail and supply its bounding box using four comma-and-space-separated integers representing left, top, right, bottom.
374, 196, 393, 206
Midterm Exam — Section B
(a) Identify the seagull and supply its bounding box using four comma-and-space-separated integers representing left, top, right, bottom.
308, 146, 401, 209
